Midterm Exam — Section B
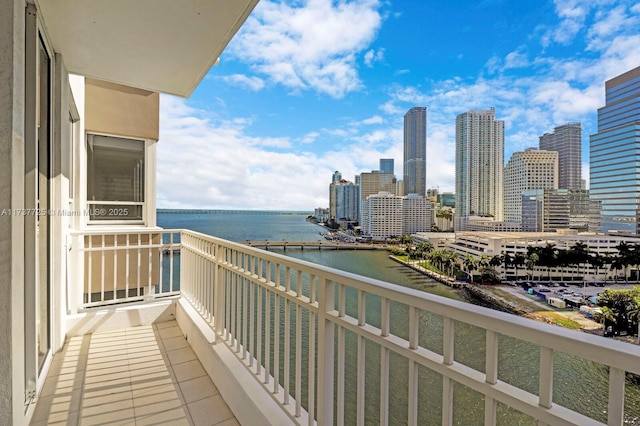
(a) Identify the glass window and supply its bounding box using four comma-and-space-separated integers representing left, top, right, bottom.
87, 134, 144, 222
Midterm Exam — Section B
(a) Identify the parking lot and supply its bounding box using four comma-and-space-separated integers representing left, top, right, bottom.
503, 280, 638, 300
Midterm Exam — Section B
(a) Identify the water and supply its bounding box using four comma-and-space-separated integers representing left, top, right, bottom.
157, 210, 640, 425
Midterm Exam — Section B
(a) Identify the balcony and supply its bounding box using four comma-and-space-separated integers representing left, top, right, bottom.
36, 229, 640, 425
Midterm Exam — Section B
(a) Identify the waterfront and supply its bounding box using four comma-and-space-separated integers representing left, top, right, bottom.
157, 210, 640, 424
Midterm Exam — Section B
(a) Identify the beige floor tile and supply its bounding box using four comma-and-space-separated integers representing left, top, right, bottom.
39, 372, 85, 398
132, 392, 185, 417
34, 322, 239, 426
82, 388, 133, 409
80, 407, 135, 425
31, 411, 80, 426
179, 375, 220, 404
167, 347, 197, 365
214, 418, 241, 426
172, 359, 207, 382
31, 392, 82, 423
161, 335, 190, 352
158, 326, 183, 340
187, 395, 234, 426
154, 321, 178, 330
134, 406, 191, 426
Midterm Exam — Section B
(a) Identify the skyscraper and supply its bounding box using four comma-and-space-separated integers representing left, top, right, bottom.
379, 158, 394, 175
357, 171, 396, 224
455, 109, 504, 230
403, 107, 427, 196
503, 149, 558, 223
590, 66, 640, 234
539, 122, 582, 190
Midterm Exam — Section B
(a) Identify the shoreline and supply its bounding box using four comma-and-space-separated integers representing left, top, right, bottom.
388, 254, 617, 336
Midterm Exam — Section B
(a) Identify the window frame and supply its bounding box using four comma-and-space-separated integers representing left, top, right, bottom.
85, 131, 152, 226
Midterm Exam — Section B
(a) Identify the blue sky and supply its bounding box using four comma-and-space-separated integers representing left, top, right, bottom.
156, 0, 640, 210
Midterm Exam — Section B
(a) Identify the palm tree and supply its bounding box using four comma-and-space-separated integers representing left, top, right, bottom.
615, 242, 632, 283
537, 243, 557, 280
417, 241, 433, 261
463, 254, 478, 282
570, 241, 590, 281
513, 253, 526, 281
589, 252, 605, 281
502, 252, 512, 279
442, 250, 458, 277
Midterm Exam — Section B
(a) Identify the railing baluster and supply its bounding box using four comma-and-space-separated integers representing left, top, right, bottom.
380, 297, 390, 426
274, 294, 280, 394
442, 317, 454, 426
539, 347, 554, 409
408, 306, 419, 425
284, 296, 290, 404
249, 279, 255, 367
295, 303, 302, 417
485, 330, 498, 425
608, 367, 625, 426
100, 234, 105, 303
265, 285, 271, 385
256, 285, 263, 376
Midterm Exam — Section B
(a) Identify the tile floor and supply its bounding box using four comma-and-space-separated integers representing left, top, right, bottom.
31, 321, 239, 426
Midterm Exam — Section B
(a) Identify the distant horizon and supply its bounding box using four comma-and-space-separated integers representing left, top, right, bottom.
157, 208, 313, 214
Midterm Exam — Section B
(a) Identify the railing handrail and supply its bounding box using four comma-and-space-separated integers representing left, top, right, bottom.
179, 229, 640, 376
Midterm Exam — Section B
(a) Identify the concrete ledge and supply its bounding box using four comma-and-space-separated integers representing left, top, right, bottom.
176, 298, 295, 426
66, 299, 176, 336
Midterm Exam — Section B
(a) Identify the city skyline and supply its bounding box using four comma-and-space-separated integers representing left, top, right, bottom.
156, 0, 640, 210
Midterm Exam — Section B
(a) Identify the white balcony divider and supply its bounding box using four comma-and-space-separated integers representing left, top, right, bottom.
70, 229, 181, 310
72, 228, 640, 425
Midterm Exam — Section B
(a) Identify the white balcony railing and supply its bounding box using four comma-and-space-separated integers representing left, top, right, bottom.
69, 229, 181, 310
72, 229, 640, 425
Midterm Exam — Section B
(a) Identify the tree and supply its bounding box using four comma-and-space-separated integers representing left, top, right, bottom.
598, 287, 640, 335
513, 253, 526, 281
588, 252, 605, 281
570, 242, 590, 281
416, 242, 434, 261
463, 254, 478, 282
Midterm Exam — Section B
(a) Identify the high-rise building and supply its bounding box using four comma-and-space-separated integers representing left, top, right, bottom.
455, 109, 504, 230
379, 158, 394, 175
335, 180, 359, 224
361, 192, 403, 240
590, 66, 640, 234
522, 189, 590, 232
329, 172, 359, 226
503, 149, 558, 223
539, 123, 582, 190
402, 194, 433, 234
358, 171, 396, 224
403, 107, 427, 196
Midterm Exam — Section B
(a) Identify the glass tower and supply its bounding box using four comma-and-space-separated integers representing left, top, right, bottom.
403, 107, 427, 196
590, 66, 640, 234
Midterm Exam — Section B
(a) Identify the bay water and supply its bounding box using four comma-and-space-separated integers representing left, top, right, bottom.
158, 210, 639, 425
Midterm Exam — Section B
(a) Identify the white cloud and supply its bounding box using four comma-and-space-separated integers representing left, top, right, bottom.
229, 0, 383, 98
220, 74, 266, 91
364, 48, 385, 67
361, 115, 383, 125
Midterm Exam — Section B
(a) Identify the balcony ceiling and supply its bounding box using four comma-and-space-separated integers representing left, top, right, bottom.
37, 0, 259, 97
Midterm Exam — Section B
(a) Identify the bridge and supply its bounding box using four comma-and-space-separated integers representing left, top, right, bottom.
244, 240, 386, 250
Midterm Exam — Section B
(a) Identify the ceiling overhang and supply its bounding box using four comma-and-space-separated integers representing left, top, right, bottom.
37, 0, 259, 97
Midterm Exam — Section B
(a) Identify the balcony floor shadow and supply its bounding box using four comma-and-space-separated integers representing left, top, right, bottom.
31, 321, 239, 426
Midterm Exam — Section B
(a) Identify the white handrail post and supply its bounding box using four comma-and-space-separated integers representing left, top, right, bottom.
317, 277, 335, 425
214, 243, 225, 339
